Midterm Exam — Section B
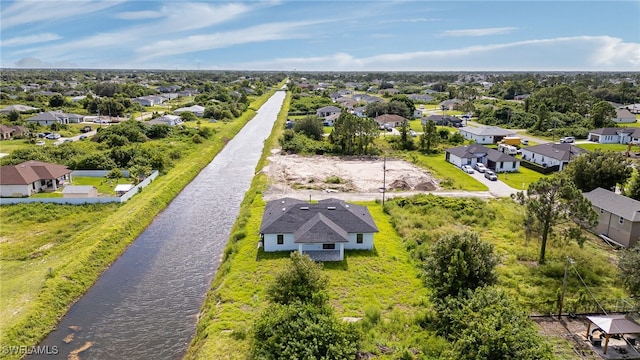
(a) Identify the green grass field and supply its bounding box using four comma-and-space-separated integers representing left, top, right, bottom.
398, 151, 488, 191
577, 143, 631, 152
0, 139, 31, 153
500, 166, 548, 190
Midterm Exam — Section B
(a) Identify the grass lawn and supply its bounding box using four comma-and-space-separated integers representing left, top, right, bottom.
72, 176, 132, 195
398, 151, 488, 191
0, 139, 31, 153
500, 166, 548, 190
577, 143, 630, 152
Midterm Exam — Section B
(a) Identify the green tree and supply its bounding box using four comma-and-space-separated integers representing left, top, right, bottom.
329, 113, 378, 155
590, 100, 617, 128
252, 302, 359, 360
563, 149, 632, 192
618, 245, 640, 297
49, 94, 65, 107
516, 177, 598, 264
267, 252, 328, 306
397, 119, 414, 150
7, 110, 21, 123
420, 119, 439, 153
179, 111, 197, 122
623, 170, 640, 201
423, 232, 498, 300
293, 115, 324, 141
440, 287, 553, 360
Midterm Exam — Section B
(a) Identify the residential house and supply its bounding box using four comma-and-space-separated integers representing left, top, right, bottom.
422, 115, 462, 128
173, 105, 206, 117
613, 108, 637, 124
0, 104, 39, 113
520, 143, 587, 171
259, 198, 379, 261
353, 106, 367, 118
147, 115, 183, 126
374, 114, 406, 128
625, 103, 640, 114
583, 188, 640, 248
445, 144, 520, 173
440, 99, 463, 110
0, 125, 28, 140
25, 111, 70, 126
67, 113, 85, 123
323, 113, 340, 127
587, 128, 640, 144
0, 160, 72, 197
413, 109, 423, 119
316, 106, 341, 118
62, 185, 98, 198
408, 94, 434, 102
352, 94, 382, 104
458, 126, 516, 144
131, 95, 165, 107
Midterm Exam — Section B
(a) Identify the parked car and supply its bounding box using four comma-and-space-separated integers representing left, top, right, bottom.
35, 140, 45, 146
79, 135, 88, 140
63, 139, 73, 143
409, 130, 417, 137
45, 133, 60, 140
559, 136, 575, 143
484, 170, 498, 181
521, 139, 529, 145
80, 125, 92, 133
37, 133, 46, 138
461, 165, 474, 174
474, 163, 487, 173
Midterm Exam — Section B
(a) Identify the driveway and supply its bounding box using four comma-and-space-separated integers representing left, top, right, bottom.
464, 169, 520, 197
464, 120, 551, 145
54, 130, 97, 145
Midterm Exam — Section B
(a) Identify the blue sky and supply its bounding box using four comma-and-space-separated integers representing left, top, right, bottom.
1, 0, 639, 71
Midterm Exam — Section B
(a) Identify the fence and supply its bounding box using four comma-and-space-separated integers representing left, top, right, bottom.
0, 170, 158, 205
519, 160, 560, 174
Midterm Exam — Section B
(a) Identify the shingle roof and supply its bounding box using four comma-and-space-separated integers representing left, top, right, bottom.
293, 213, 349, 244
0, 161, 71, 185
583, 188, 640, 222
523, 143, 587, 161
445, 144, 518, 163
589, 127, 637, 136
260, 198, 378, 235
26, 111, 67, 122
460, 126, 516, 137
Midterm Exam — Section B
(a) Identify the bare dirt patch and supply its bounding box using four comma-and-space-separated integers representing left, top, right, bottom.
262, 154, 439, 200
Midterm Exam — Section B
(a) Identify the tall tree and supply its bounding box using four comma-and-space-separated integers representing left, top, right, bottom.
420, 119, 439, 153
397, 119, 414, 150
516, 177, 598, 264
423, 231, 498, 300
563, 149, 632, 192
329, 113, 378, 155
623, 170, 640, 201
266, 252, 328, 306
293, 115, 324, 141
590, 101, 617, 128
618, 245, 640, 297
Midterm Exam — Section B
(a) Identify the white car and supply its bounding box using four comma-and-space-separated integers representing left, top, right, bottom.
474, 163, 487, 173
484, 170, 498, 181
461, 165, 474, 174
559, 136, 575, 143
409, 130, 417, 137
35, 140, 45, 146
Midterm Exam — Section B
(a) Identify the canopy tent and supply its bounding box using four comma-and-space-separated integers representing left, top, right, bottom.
586, 315, 640, 354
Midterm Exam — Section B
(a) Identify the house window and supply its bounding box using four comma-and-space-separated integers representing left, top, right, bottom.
323, 244, 335, 250
599, 208, 604, 214
277, 234, 284, 245
499, 162, 503, 169
357, 234, 363, 244
619, 217, 624, 225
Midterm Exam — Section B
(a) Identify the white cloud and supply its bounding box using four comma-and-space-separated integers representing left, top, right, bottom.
115, 10, 164, 20
438, 27, 517, 37
2, 33, 61, 47
229, 36, 640, 71
135, 20, 322, 61
1, 0, 126, 30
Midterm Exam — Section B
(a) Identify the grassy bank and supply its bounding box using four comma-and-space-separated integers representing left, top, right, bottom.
0, 85, 281, 358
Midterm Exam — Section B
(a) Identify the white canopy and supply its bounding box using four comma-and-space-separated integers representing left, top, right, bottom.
587, 315, 640, 335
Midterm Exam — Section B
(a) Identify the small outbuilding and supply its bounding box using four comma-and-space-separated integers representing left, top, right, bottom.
114, 184, 134, 196
586, 315, 640, 354
62, 185, 98, 198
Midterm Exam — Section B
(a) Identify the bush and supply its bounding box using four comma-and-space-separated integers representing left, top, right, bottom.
266, 252, 328, 306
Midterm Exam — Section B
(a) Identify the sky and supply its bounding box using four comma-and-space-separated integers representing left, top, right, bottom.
1, 0, 639, 71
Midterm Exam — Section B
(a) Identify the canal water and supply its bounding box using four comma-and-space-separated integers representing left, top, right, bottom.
33, 90, 286, 360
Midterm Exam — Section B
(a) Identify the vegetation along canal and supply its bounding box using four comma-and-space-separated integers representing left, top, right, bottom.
31, 90, 287, 360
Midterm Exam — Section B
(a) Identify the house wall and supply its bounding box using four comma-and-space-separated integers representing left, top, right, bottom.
521, 150, 565, 170
263, 232, 374, 252
592, 207, 639, 248
446, 153, 464, 168
344, 232, 374, 250
0, 184, 30, 197
459, 130, 494, 144
263, 233, 297, 252
493, 161, 519, 173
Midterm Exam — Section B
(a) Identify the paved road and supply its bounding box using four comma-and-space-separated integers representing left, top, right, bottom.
463, 169, 520, 197
54, 130, 97, 145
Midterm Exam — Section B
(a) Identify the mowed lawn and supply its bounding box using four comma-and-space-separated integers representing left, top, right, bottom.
399, 151, 488, 191
190, 195, 428, 359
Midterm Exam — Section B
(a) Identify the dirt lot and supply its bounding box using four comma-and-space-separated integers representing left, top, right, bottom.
262, 153, 443, 201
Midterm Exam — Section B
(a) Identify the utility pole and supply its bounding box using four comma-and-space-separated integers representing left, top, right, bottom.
558, 256, 573, 319
382, 156, 386, 206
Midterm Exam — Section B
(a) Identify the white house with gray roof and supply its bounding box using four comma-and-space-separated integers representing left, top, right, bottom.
25, 111, 70, 126
445, 144, 519, 173
587, 127, 640, 144
259, 198, 378, 261
458, 126, 516, 144
613, 108, 637, 124
583, 188, 640, 248
520, 143, 587, 171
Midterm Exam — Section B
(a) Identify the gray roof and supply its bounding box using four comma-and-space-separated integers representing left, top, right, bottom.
316, 106, 341, 113
260, 198, 378, 235
583, 188, 640, 222
293, 213, 349, 244
445, 144, 519, 163
460, 126, 516, 137
523, 143, 587, 161
589, 127, 638, 136
26, 111, 67, 122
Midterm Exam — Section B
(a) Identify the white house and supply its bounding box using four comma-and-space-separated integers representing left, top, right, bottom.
458, 126, 516, 144
445, 144, 520, 173
173, 105, 205, 117
25, 111, 70, 126
147, 115, 183, 126
583, 188, 640, 248
588, 127, 640, 144
0, 160, 72, 197
259, 198, 379, 261
613, 108, 637, 124
316, 106, 341, 118
520, 143, 587, 171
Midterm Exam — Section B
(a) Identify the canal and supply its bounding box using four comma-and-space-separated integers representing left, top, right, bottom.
33, 90, 286, 359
